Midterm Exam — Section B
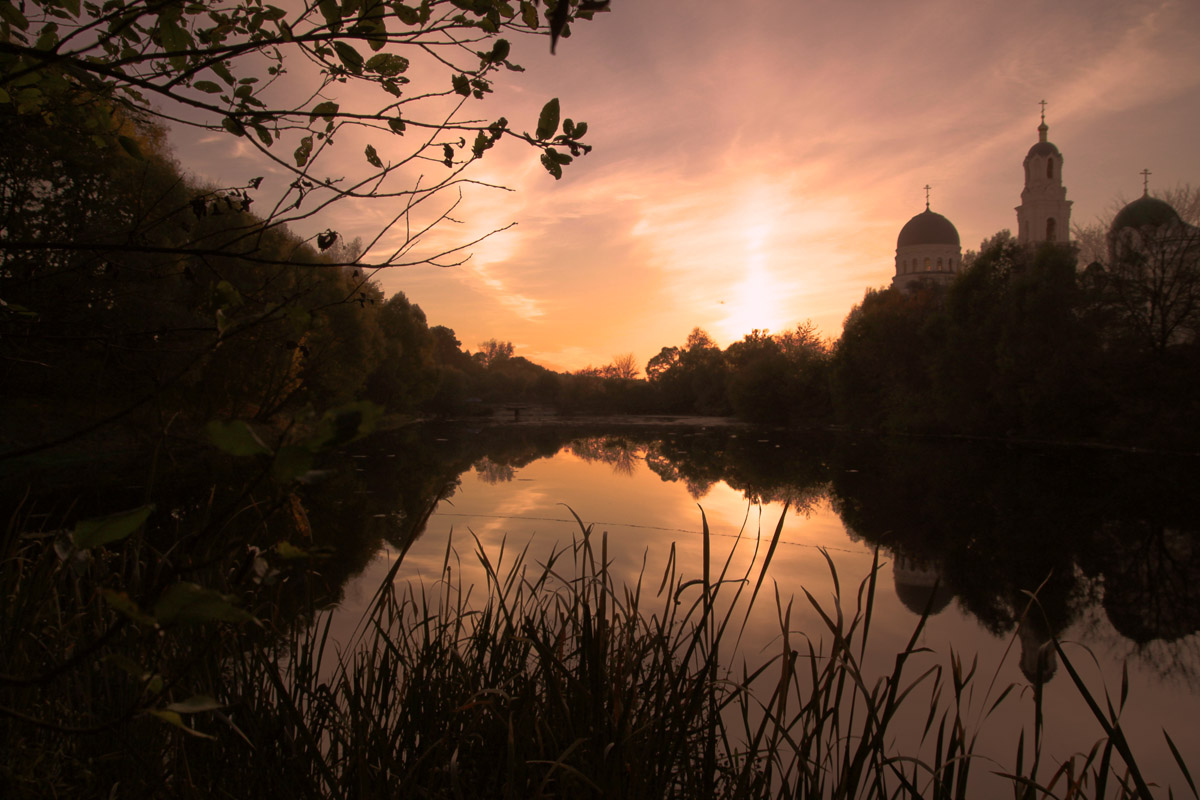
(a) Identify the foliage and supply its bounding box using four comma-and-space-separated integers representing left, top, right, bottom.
3, 490, 1179, 797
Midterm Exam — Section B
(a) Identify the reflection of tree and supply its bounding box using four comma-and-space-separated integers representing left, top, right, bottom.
474, 457, 517, 485
567, 437, 641, 477
1092, 523, 1200, 644
828, 438, 1200, 685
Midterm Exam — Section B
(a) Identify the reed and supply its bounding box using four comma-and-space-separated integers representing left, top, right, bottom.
1, 502, 1188, 798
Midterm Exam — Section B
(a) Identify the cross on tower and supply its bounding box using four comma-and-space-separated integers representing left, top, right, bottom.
924, 184, 931, 210
1039, 99, 1047, 123
1141, 168, 1152, 196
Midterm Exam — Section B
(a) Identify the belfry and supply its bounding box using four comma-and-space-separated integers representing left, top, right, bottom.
1015, 101, 1072, 245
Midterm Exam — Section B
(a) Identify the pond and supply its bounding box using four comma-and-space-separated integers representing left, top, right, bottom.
320, 422, 1200, 796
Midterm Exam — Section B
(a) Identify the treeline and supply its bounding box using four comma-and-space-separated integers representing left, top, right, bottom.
7, 104, 1198, 452
0, 110, 562, 446
833, 231, 1200, 449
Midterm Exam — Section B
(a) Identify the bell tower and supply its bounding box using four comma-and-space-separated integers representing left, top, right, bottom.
1016, 101, 1072, 245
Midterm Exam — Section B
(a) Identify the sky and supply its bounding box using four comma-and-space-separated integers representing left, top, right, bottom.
175, 0, 1200, 372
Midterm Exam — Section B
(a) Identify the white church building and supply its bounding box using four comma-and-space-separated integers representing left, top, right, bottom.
891, 109, 1072, 291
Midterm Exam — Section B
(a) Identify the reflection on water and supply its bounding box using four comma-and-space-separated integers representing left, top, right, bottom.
321, 423, 1200, 791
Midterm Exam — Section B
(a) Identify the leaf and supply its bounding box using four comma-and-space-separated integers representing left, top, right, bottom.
317, 0, 342, 29
101, 589, 156, 626
484, 38, 510, 63
520, 0, 537, 29
221, 116, 246, 136
333, 41, 363, 73
317, 229, 338, 250
117, 135, 143, 160
540, 150, 562, 179
442, 142, 454, 167
364, 52, 408, 76
311, 400, 382, 448
206, 420, 271, 456
194, 80, 222, 93
451, 73, 471, 97
294, 134, 313, 166
312, 100, 339, 121
364, 144, 382, 168
387, 116, 406, 134
211, 61, 235, 86
152, 582, 258, 626
166, 695, 224, 714
393, 3, 420, 24
535, 97, 560, 140
72, 505, 154, 549
0, 1, 30, 31
271, 444, 314, 483
148, 709, 218, 739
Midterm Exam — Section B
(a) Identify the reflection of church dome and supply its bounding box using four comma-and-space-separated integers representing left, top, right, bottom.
892, 553, 955, 615
1017, 618, 1059, 685
897, 210, 961, 248
1111, 194, 1182, 233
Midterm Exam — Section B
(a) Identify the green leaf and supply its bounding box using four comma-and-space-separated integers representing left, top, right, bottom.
451, 73, 471, 97
194, 80, 222, 93
72, 505, 154, 549
365, 143, 382, 168
211, 61, 235, 86
148, 709, 218, 739
535, 97, 559, 140
294, 134, 313, 166
205, 420, 271, 456
101, 590, 156, 626
117, 135, 143, 160
364, 52, 408, 76
0, 2, 31, 31
312, 400, 383, 448
540, 150, 562, 179
317, 0, 342, 29
520, 0, 537, 29
393, 3, 420, 24
312, 100, 339, 120
387, 116, 406, 134
166, 695, 225, 714
272, 444, 314, 483
153, 582, 258, 626
221, 116, 246, 136
471, 131, 490, 158
333, 41, 363, 73
483, 38, 510, 63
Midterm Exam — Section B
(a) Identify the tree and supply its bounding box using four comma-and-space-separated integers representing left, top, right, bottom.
1, 0, 600, 268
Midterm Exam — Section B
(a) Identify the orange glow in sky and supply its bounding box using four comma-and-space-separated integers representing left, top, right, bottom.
174, 0, 1200, 372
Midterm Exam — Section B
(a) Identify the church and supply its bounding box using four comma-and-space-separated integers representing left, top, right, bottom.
891, 107, 1073, 291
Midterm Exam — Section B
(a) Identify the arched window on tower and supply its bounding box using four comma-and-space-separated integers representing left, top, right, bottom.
1047, 159, 1053, 179
1046, 217, 1057, 242
924, 257, 931, 271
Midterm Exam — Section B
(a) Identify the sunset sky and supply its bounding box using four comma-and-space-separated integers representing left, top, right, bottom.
177, 0, 1200, 372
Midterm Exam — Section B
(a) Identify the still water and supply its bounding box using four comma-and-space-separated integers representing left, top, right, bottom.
326, 423, 1200, 794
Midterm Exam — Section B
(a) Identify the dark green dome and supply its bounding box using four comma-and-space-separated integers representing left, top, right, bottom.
1026, 141, 1060, 159
897, 209, 960, 248
1111, 194, 1181, 233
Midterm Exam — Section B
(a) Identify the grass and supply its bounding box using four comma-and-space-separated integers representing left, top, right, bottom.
1, 496, 1193, 798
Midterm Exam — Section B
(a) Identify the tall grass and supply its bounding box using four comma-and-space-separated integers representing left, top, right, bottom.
2, 501, 1191, 798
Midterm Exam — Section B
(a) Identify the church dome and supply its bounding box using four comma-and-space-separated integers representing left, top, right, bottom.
897, 209, 961, 248
1111, 194, 1181, 234
1026, 140, 1061, 159
1025, 122, 1061, 160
